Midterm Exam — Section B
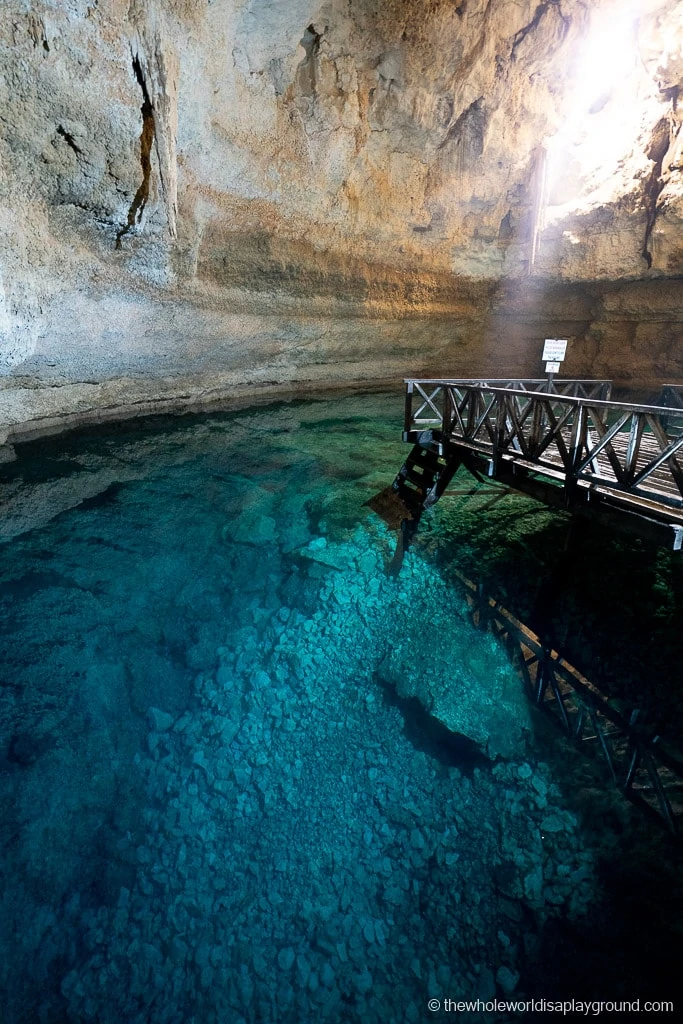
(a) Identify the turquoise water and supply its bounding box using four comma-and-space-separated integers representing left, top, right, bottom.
0, 391, 680, 1022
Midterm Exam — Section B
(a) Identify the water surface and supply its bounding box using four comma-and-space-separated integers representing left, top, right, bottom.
0, 390, 680, 1022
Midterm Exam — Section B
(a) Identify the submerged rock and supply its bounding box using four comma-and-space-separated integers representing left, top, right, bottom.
147, 707, 174, 733
496, 965, 520, 994
377, 633, 532, 761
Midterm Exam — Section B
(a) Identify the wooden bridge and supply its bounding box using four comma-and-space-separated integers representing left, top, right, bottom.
369, 378, 683, 836
395, 378, 683, 550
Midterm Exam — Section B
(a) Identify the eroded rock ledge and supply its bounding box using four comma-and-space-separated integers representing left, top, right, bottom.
2, 0, 683, 452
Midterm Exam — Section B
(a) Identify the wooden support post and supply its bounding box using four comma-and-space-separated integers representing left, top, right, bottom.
442, 386, 453, 442
466, 388, 477, 443
404, 381, 414, 436
493, 393, 505, 474
623, 415, 645, 484
566, 403, 586, 503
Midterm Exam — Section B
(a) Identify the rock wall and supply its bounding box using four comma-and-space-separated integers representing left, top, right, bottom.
2, 0, 683, 449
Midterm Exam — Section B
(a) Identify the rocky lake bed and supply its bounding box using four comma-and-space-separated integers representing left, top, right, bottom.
0, 392, 681, 1022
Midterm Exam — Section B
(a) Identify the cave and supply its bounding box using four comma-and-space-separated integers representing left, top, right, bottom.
1, 2, 683, 1022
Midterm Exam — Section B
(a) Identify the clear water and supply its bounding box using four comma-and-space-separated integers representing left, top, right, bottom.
0, 391, 680, 1023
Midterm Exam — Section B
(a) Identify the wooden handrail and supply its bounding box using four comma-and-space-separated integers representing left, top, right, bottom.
403, 380, 683, 515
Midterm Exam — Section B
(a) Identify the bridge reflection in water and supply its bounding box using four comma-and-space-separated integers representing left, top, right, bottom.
373, 378, 683, 836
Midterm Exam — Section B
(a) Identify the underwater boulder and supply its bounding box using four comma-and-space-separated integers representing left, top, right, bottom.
378, 628, 532, 761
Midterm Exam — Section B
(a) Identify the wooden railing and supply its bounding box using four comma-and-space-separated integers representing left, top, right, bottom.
403, 380, 683, 519
404, 378, 612, 436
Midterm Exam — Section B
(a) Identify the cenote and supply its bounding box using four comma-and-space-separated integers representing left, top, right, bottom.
1, 389, 682, 1023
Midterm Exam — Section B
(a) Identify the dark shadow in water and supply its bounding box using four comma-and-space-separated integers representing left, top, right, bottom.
0, 455, 85, 485
0, 570, 88, 598
76, 481, 127, 510
522, 873, 682, 1002
6, 730, 56, 767
374, 672, 491, 775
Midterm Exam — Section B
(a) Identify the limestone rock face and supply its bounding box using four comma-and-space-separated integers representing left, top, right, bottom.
2, 0, 683, 441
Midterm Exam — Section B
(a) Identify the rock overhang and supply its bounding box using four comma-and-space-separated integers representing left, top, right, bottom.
2, 0, 683, 451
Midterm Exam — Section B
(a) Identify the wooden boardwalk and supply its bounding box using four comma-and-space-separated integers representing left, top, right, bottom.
371, 378, 683, 836
398, 378, 683, 549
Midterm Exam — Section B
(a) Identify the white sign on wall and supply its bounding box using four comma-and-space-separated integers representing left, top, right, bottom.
542, 338, 568, 362
545, 361, 561, 374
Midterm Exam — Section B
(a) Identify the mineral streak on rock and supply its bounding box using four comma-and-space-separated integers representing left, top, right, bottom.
1, 0, 683, 452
